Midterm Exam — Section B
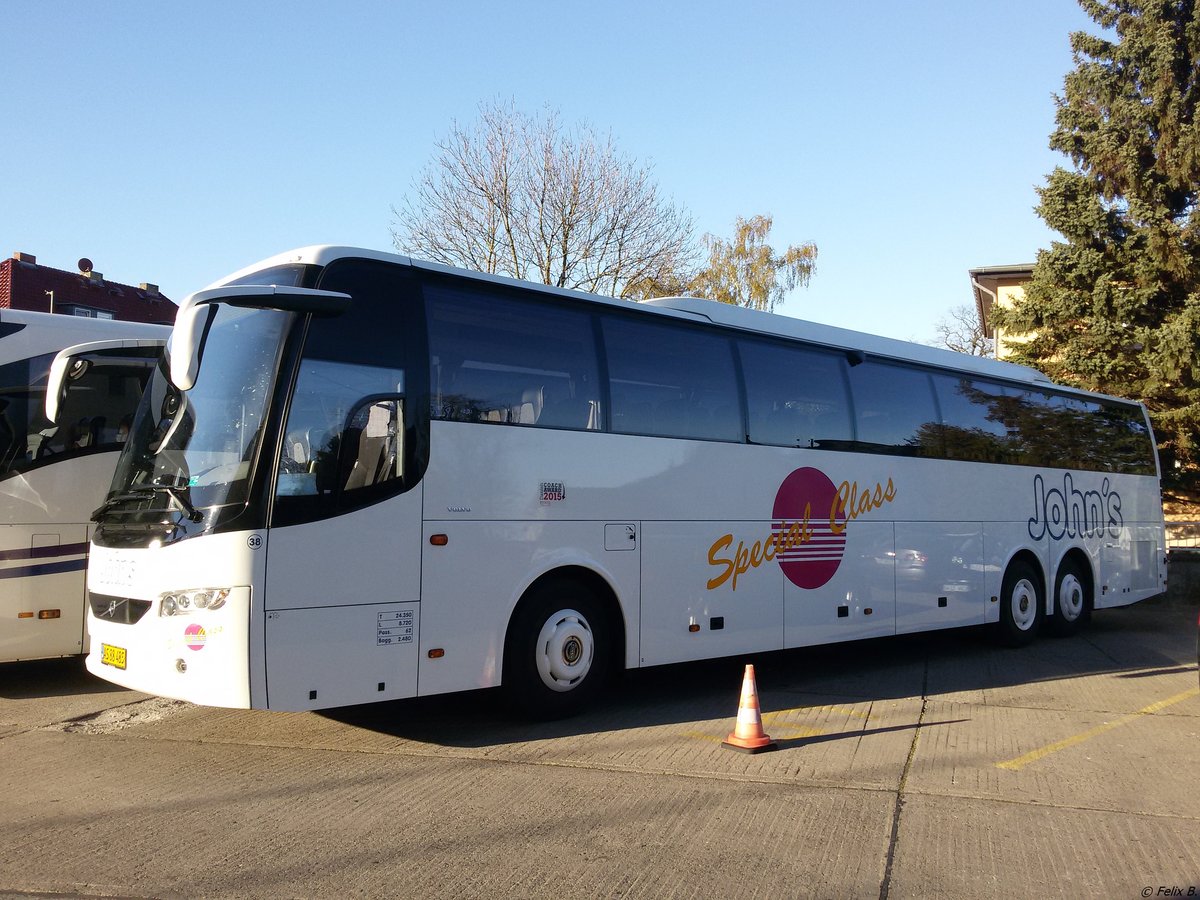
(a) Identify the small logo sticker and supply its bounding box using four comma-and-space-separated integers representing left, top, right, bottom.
184, 623, 207, 651
540, 481, 566, 503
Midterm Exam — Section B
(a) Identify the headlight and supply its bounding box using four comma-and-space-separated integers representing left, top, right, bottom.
158, 588, 230, 617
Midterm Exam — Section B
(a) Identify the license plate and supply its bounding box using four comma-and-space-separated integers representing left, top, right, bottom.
100, 643, 127, 670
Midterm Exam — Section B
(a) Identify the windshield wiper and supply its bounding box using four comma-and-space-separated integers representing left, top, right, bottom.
92, 485, 204, 523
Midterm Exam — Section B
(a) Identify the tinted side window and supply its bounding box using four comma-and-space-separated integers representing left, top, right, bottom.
739, 339, 853, 449
1098, 402, 1156, 475
603, 317, 741, 441
930, 374, 1013, 463
1046, 394, 1100, 470
993, 388, 1063, 467
426, 284, 602, 431
0, 352, 55, 476
847, 361, 939, 456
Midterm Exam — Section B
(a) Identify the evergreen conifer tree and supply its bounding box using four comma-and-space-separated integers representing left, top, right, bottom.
995, 0, 1200, 488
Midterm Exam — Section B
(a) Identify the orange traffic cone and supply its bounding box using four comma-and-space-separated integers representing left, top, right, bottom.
722, 664, 777, 753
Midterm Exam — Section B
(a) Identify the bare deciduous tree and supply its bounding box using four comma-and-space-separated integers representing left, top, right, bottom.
392, 100, 696, 299
934, 304, 994, 357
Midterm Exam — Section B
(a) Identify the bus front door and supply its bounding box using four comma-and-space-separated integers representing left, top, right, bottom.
261, 397, 423, 711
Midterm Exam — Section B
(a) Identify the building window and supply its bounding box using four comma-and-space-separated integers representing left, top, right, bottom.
62, 305, 115, 319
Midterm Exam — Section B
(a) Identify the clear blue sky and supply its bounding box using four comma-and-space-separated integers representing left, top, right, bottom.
1, 0, 1095, 343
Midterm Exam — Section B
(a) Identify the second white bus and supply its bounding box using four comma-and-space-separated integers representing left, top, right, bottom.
80, 247, 1166, 716
0, 310, 168, 662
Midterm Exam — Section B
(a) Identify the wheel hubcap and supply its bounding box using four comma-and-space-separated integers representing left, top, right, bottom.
1058, 574, 1084, 622
535, 608, 594, 692
1010, 578, 1038, 631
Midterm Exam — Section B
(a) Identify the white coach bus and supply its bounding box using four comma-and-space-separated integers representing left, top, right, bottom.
80, 247, 1165, 716
0, 310, 167, 662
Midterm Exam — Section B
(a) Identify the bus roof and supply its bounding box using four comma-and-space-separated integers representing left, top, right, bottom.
0, 309, 169, 363
208, 245, 1122, 403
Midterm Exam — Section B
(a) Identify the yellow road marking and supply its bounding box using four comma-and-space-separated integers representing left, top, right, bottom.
681, 730, 726, 744
762, 723, 826, 738
996, 687, 1199, 771
762, 706, 871, 724
685, 703, 876, 744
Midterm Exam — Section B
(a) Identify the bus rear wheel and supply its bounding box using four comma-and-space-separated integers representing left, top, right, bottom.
996, 559, 1044, 647
1048, 558, 1091, 638
503, 580, 610, 720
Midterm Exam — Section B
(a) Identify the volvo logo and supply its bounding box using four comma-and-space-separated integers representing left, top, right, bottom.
104, 599, 118, 619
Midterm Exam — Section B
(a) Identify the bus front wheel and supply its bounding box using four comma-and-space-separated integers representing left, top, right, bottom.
503, 580, 610, 719
996, 559, 1044, 647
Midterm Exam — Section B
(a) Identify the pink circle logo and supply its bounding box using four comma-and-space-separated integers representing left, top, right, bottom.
184, 623, 207, 651
772, 467, 847, 589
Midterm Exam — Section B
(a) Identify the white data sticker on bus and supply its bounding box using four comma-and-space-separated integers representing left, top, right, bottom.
377, 610, 414, 646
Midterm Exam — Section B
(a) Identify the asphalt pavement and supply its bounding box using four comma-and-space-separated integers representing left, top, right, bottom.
1, 587, 1197, 899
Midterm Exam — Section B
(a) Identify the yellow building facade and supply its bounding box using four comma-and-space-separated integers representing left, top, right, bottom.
969, 264, 1033, 360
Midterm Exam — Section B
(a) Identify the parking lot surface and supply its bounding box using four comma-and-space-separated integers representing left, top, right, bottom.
1, 590, 1197, 899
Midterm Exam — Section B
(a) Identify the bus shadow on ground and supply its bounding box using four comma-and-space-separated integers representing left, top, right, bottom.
0, 655, 128, 700
322, 593, 1198, 748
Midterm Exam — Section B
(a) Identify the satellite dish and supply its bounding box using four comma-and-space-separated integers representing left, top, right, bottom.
78, 258, 93, 274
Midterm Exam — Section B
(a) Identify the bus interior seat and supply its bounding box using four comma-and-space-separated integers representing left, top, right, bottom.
344, 405, 394, 490
538, 397, 594, 429
287, 430, 310, 466
88, 416, 106, 446
517, 386, 544, 424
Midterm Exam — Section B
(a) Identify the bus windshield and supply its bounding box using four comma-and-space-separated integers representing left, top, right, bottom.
110, 304, 294, 512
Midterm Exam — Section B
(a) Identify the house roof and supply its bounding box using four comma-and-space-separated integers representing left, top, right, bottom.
0, 252, 176, 325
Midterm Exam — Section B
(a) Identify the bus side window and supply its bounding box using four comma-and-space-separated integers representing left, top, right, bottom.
847, 361, 939, 456
0, 352, 55, 475
603, 317, 741, 442
739, 339, 852, 449
425, 280, 602, 432
930, 374, 1010, 463
999, 388, 1067, 468
1098, 402, 1156, 475
276, 360, 406, 498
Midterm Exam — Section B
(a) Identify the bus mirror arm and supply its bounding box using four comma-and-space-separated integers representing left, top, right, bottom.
169, 286, 352, 391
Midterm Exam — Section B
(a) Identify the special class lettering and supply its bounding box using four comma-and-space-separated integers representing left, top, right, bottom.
707, 478, 895, 591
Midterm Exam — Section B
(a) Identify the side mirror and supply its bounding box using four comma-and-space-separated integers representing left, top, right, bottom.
168, 286, 352, 391
45, 338, 166, 422
168, 300, 216, 392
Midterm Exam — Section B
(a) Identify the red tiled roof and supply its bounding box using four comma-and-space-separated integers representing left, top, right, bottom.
0, 254, 176, 325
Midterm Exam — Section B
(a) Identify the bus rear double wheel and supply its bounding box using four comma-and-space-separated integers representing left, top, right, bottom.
1048, 557, 1092, 638
503, 578, 612, 720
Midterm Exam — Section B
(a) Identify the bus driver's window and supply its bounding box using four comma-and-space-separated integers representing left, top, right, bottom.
275, 359, 406, 499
